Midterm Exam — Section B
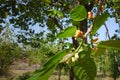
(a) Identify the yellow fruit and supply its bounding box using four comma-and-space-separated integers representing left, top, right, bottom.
72, 57, 76, 62
93, 38, 98, 43
101, 5, 105, 11
74, 30, 83, 38
92, 47, 97, 51
75, 53, 79, 59
66, 60, 69, 64
95, 0, 99, 4
88, 11, 93, 19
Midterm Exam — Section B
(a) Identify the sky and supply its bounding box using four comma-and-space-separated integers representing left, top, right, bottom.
2, 14, 119, 44
97, 18, 120, 41
65, 18, 120, 43
31, 17, 120, 43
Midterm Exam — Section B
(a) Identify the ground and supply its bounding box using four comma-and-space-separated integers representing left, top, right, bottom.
0, 60, 120, 80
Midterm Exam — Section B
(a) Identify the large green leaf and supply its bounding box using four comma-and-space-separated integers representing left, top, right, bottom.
27, 64, 57, 80
73, 57, 97, 80
92, 12, 110, 35
27, 50, 66, 80
97, 40, 120, 50
70, 5, 87, 21
92, 47, 106, 56
78, 45, 91, 62
73, 45, 96, 80
56, 26, 76, 38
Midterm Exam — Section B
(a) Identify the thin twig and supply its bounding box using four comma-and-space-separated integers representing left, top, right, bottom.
93, 0, 104, 25
104, 23, 110, 40
49, 16, 63, 30
83, 24, 93, 38
75, 41, 83, 53
89, 0, 104, 47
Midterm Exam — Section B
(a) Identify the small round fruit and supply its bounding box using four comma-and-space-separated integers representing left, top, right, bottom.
88, 11, 93, 19
93, 38, 98, 43
66, 60, 69, 64
74, 30, 83, 38
101, 5, 105, 11
72, 57, 76, 62
75, 53, 79, 59
92, 47, 97, 51
95, 0, 99, 4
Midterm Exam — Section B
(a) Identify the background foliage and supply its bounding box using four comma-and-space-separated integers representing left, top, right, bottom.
0, 0, 120, 80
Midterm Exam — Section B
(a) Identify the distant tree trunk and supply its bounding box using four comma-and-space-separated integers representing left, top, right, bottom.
58, 66, 61, 80
113, 54, 120, 80
109, 50, 120, 80
70, 66, 74, 80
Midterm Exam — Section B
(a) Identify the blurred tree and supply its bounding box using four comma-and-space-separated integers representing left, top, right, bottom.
0, 23, 22, 75
0, 0, 120, 80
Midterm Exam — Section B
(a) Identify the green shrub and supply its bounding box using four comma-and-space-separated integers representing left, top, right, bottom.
0, 42, 22, 75
16, 72, 32, 80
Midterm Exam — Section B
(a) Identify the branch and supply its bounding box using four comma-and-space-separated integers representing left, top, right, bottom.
83, 0, 104, 38
87, 0, 104, 47
104, 23, 110, 40
93, 0, 104, 25
83, 24, 93, 38
49, 16, 63, 30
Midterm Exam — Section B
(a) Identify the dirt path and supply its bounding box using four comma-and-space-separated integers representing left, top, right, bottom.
1, 61, 120, 80
0, 61, 40, 80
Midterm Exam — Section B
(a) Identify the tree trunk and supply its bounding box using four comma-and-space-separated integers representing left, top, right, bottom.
58, 66, 61, 80
70, 19, 87, 80
70, 66, 74, 80
69, 1, 94, 80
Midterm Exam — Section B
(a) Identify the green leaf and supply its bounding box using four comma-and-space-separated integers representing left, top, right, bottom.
97, 40, 120, 50
27, 64, 57, 80
92, 47, 106, 56
112, 0, 120, 2
73, 57, 97, 80
92, 12, 110, 35
27, 50, 66, 80
60, 53, 74, 63
56, 26, 76, 38
42, 0, 51, 3
73, 45, 96, 80
70, 5, 87, 21
49, 10, 63, 18
43, 50, 66, 68
77, 44, 91, 61
56, 10, 63, 18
